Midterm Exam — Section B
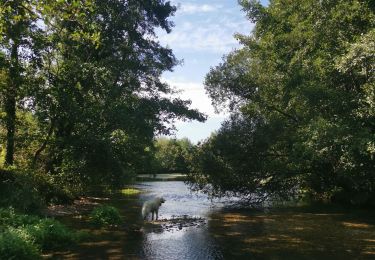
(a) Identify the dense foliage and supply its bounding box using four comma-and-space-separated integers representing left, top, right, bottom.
189, 0, 375, 206
0, 208, 80, 259
0, 0, 205, 200
151, 138, 195, 173
89, 205, 122, 227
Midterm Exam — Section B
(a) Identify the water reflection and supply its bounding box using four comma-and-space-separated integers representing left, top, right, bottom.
52, 181, 375, 259
136, 181, 375, 260
142, 228, 223, 260
136, 181, 227, 260
136, 181, 227, 219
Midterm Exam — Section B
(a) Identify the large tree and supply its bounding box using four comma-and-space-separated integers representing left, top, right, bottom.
190, 0, 374, 205
0, 1, 205, 189
0, 0, 42, 165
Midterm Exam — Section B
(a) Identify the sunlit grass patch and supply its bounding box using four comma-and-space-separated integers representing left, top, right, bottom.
120, 188, 141, 195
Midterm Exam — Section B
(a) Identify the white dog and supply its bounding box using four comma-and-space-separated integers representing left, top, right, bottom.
142, 197, 166, 221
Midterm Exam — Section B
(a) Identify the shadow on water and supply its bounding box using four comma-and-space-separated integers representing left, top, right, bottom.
46, 181, 375, 259
209, 206, 375, 259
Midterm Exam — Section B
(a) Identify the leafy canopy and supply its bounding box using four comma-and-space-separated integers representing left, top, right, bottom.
189, 0, 375, 205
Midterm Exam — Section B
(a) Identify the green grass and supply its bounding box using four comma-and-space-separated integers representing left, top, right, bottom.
120, 188, 141, 195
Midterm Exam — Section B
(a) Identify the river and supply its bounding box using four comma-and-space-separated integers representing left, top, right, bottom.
51, 181, 375, 259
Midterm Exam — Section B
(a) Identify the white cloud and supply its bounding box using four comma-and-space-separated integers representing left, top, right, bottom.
178, 3, 220, 14
158, 15, 253, 53
162, 78, 227, 118
155, 1, 252, 141
160, 77, 228, 143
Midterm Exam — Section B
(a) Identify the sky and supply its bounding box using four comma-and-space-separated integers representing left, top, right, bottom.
158, 0, 267, 143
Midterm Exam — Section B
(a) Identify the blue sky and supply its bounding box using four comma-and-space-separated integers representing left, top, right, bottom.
158, 0, 267, 143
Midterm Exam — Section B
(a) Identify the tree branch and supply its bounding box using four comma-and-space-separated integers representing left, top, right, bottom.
32, 119, 55, 168
265, 104, 299, 123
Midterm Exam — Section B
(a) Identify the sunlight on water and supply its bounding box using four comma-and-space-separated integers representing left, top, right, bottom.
135, 181, 375, 260
53, 181, 375, 259
136, 181, 228, 259
142, 228, 223, 260
136, 181, 229, 218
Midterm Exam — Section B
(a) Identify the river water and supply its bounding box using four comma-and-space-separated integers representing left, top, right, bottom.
136, 181, 227, 260
135, 181, 375, 259
53, 181, 375, 259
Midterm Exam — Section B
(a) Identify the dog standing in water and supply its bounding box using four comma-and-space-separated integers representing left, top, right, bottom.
142, 197, 166, 221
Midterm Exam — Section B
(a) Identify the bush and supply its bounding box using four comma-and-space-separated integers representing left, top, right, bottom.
32, 171, 76, 205
0, 208, 81, 254
89, 205, 122, 227
25, 218, 78, 250
0, 169, 44, 213
0, 168, 76, 213
0, 228, 40, 260
0, 207, 39, 229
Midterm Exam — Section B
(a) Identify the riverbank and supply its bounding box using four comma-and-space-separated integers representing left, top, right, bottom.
42, 192, 144, 259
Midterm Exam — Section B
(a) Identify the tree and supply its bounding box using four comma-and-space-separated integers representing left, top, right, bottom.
190, 0, 375, 205
0, 0, 42, 165
153, 138, 195, 173
0, 1, 205, 191
34, 0, 205, 186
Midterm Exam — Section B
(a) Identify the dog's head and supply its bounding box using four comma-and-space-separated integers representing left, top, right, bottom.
158, 197, 166, 205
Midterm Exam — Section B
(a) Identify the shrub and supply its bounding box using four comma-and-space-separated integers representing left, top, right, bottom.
0, 207, 39, 229
0, 169, 44, 213
0, 169, 77, 213
0, 208, 81, 253
89, 205, 122, 227
25, 218, 78, 250
0, 227, 40, 260
32, 171, 76, 205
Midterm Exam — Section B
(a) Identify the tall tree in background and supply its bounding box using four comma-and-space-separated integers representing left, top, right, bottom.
0, 0, 41, 165
190, 0, 374, 205
153, 138, 195, 173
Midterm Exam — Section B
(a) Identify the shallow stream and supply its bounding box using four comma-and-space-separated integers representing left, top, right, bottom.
50, 181, 375, 259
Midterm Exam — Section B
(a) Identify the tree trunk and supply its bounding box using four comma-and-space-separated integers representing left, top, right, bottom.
32, 119, 55, 168
4, 41, 20, 166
